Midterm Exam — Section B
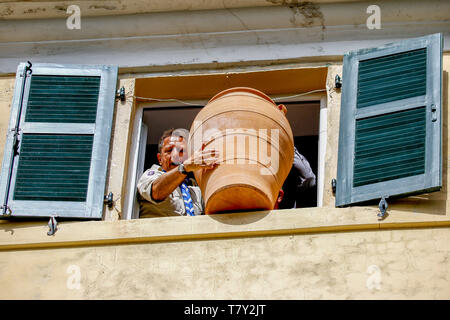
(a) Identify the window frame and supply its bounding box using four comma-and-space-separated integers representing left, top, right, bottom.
336, 33, 443, 207
0, 63, 118, 218
123, 93, 327, 220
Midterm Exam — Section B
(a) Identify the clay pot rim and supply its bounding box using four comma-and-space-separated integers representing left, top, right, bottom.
208, 87, 276, 105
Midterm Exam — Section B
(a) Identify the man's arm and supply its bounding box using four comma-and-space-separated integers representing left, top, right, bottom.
293, 147, 316, 190
151, 148, 219, 201
151, 167, 188, 201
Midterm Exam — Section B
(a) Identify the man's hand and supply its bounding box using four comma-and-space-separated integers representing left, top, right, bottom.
183, 145, 220, 172
151, 144, 219, 202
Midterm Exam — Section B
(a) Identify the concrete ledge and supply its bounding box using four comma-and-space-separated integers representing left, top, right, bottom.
1, 207, 449, 251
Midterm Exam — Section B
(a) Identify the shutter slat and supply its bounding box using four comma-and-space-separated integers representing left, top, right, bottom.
13, 134, 93, 202
355, 136, 425, 157
28, 107, 98, 112
354, 167, 425, 187
25, 75, 100, 123
358, 52, 426, 73
358, 49, 426, 68
356, 48, 427, 108
358, 69, 426, 86
28, 95, 99, 100
355, 149, 425, 169
358, 77, 426, 98
356, 123, 424, 143
356, 110, 424, 131
16, 174, 89, 179
358, 62, 426, 82
357, 84, 426, 106
353, 107, 426, 187
29, 102, 99, 106
32, 75, 100, 83
355, 158, 425, 179
31, 85, 100, 90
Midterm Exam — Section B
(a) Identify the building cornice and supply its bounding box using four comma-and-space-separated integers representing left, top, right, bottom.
0, 0, 364, 20
0, 0, 449, 74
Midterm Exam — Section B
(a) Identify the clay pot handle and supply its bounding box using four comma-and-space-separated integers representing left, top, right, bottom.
277, 104, 287, 115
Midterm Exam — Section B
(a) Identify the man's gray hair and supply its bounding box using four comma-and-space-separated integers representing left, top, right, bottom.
157, 128, 190, 153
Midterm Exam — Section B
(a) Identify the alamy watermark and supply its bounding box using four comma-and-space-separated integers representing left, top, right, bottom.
66, 264, 81, 290
366, 5, 381, 30
66, 5, 81, 30
366, 264, 382, 291
65, 5, 380, 31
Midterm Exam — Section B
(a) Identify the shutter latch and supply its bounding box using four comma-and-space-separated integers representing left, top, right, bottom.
378, 196, 389, 220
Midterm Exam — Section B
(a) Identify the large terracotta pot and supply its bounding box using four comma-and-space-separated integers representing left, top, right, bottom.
188, 87, 294, 214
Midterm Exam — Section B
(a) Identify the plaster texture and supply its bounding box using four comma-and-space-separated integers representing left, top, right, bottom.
0, 224, 448, 299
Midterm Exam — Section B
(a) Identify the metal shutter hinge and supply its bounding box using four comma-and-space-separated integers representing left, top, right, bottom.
331, 178, 337, 195
25, 61, 32, 75
21, 61, 32, 77
116, 87, 125, 102
431, 104, 437, 122
47, 216, 58, 236
11, 128, 21, 157
378, 196, 389, 220
1, 205, 12, 217
335, 75, 342, 89
104, 192, 114, 209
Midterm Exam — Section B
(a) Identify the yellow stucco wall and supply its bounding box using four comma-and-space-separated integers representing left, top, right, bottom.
0, 55, 449, 299
0, 76, 15, 165
0, 209, 449, 299
0, 231, 445, 300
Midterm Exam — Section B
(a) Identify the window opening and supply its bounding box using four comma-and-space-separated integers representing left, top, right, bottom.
137, 100, 320, 218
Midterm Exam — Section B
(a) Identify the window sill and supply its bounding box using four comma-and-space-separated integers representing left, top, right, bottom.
0, 207, 449, 251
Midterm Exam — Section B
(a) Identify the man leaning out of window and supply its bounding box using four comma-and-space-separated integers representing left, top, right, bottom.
137, 128, 219, 218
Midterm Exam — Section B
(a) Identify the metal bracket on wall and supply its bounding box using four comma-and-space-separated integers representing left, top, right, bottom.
104, 192, 114, 209
331, 178, 337, 195
115, 87, 125, 102
47, 216, 58, 236
335, 75, 342, 89
378, 196, 389, 220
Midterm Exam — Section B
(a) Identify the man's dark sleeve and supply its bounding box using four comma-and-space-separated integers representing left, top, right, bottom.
280, 147, 317, 209
293, 147, 316, 190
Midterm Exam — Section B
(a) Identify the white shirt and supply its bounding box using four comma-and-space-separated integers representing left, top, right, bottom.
137, 164, 204, 218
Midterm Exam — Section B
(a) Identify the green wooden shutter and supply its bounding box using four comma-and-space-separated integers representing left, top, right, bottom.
335, 33, 442, 207
0, 63, 118, 218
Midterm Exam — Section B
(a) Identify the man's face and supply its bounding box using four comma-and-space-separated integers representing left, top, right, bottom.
157, 135, 188, 171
